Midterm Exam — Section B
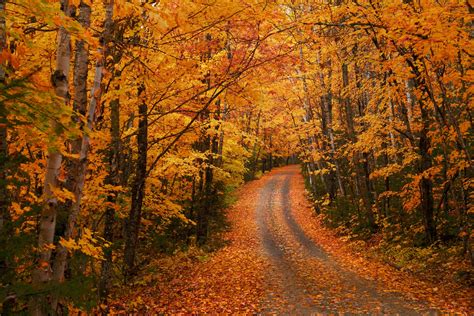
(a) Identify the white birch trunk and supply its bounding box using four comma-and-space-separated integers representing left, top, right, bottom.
35, 0, 71, 283
52, 1, 93, 285
30, 1, 71, 315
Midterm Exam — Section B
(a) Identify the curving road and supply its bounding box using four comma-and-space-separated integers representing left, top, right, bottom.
255, 166, 436, 315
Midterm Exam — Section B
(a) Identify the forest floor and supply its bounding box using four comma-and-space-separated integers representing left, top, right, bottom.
112, 165, 473, 314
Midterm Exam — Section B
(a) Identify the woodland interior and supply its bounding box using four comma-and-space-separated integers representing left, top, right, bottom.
0, 0, 472, 314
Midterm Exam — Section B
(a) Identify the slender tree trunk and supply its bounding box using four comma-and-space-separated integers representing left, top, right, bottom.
406, 58, 437, 244
268, 135, 273, 171
362, 152, 376, 228
216, 101, 228, 167
99, 97, 120, 302
342, 63, 362, 200
194, 33, 216, 243
52, 1, 92, 288
261, 131, 267, 174
319, 96, 337, 200
383, 145, 391, 217
316, 59, 339, 201
124, 95, 147, 279
195, 103, 218, 243
325, 92, 345, 196
98, 0, 116, 301
0, 3, 13, 312
298, 41, 324, 193
354, 65, 379, 228
0, 0, 7, 236
342, 64, 355, 137
31, 0, 71, 314
418, 102, 436, 244
251, 110, 261, 178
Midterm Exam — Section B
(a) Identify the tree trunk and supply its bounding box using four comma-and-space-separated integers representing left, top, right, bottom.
216, 101, 228, 167
99, 98, 120, 303
250, 110, 261, 179
353, 64, 377, 229
406, 57, 437, 244
419, 104, 436, 244
325, 92, 345, 196
268, 135, 273, 171
0, 2, 12, 308
52, 1, 91, 288
298, 41, 325, 193
31, 0, 72, 314
319, 97, 337, 200
0, 0, 7, 236
124, 96, 147, 279
362, 152, 376, 228
98, 0, 116, 301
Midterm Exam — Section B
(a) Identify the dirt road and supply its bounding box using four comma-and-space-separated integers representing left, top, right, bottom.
256, 166, 434, 314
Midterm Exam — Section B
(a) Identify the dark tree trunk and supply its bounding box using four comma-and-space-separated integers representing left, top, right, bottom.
419, 111, 436, 244
124, 98, 147, 279
0, 1, 11, 308
320, 95, 338, 201
362, 152, 376, 229
0, 0, 7, 236
99, 97, 120, 301
406, 56, 437, 244
250, 110, 261, 179
344, 63, 375, 229
98, 0, 118, 300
